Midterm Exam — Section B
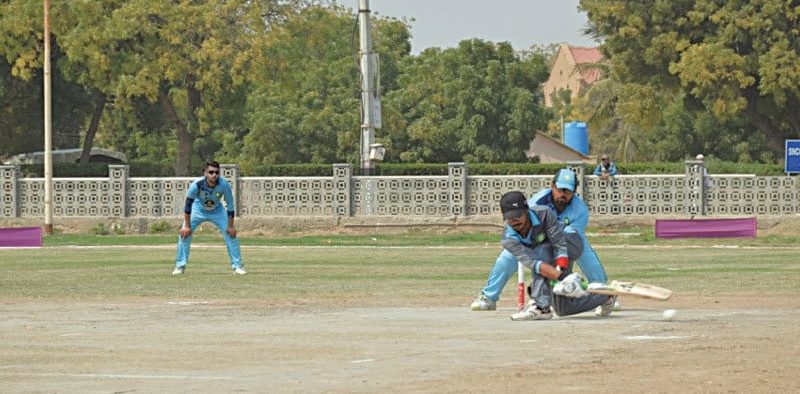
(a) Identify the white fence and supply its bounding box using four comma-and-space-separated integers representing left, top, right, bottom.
1, 162, 798, 218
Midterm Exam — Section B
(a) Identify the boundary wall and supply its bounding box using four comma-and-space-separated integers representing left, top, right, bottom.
1, 161, 798, 220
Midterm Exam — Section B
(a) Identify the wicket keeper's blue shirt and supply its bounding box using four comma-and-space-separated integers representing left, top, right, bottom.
528, 189, 589, 234
186, 177, 235, 215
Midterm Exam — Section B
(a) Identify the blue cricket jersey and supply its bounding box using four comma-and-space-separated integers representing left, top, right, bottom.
186, 177, 235, 215
528, 189, 589, 234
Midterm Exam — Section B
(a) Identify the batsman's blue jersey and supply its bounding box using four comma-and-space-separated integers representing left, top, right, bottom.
501, 206, 570, 264
480, 188, 608, 302
186, 177, 235, 215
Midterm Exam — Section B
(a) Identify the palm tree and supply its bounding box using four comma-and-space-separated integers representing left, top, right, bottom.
573, 62, 643, 162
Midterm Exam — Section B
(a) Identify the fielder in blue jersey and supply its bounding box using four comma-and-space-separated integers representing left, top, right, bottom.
497, 191, 611, 320
472, 168, 615, 316
172, 161, 246, 275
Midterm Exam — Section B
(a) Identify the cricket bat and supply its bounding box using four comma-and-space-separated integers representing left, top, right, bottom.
587, 280, 672, 301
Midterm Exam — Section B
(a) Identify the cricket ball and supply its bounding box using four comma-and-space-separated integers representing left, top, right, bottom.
661, 309, 677, 320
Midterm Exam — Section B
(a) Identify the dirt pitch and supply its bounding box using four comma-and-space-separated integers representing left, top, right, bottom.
2, 295, 799, 393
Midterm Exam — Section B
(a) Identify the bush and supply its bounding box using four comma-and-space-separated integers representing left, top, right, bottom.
88, 223, 126, 235
244, 163, 334, 176
148, 220, 175, 234
12, 160, 789, 177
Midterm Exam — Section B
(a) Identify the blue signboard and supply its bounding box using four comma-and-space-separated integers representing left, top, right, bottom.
787, 139, 800, 174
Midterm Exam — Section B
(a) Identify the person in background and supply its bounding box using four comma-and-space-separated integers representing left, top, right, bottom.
695, 154, 713, 188
593, 154, 618, 181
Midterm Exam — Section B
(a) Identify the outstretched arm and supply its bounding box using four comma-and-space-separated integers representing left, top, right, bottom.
500, 238, 563, 281
179, 200, 193, 239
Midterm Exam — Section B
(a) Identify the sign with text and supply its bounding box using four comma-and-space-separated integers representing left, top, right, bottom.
786, 139, 800, 174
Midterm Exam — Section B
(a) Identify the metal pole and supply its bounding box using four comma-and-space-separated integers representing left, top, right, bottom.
43, 0, 54, 235
358, 0, 375, 176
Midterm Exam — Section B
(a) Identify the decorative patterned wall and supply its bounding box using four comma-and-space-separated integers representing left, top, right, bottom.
352, 176, 450, 216
0, 166, 19, 217
239, 177, 336, 216
127, 178, 192, 217
584, 175, 686, 215
1, 163, 797, 219
467, 176, 552, 216
706, 175, 800, 215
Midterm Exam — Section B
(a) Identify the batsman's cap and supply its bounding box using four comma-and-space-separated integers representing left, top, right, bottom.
695, 154, 704, 160
554, 168, 577, 192
500, 191, 529, 220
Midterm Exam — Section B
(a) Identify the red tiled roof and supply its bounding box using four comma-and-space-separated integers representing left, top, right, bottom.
580, 68, 602, 84
568, 46, 603, 64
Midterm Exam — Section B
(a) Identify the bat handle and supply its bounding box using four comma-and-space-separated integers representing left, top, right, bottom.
517, 262, 525, 311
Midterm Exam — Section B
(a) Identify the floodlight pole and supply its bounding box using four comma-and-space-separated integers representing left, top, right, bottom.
358, 0, 378, 176
43, 0, 54, 235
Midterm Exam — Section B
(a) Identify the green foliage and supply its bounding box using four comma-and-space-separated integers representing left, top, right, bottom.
244, 163, 335, 177
88, 223, 124, 236
4, 1, 798, 168
0, 55, 92, 160
702, 159, 785, 176
147, 220, 175, 235
580, 0, 800, 161
372, 163, 448, 175
3, 235, 800, 302
465, 163, 566, 175
613, 162, 685, 175
384, 39, 552, 163
11, 161, 787, 177
18, 161, 179, 177
240, 5, 410, 169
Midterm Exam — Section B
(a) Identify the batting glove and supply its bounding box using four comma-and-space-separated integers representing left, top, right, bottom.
553, 273, 587, 298
555, 256, 569, 270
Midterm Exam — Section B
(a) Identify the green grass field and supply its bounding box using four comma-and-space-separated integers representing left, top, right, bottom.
3, 232, 800, 393
2, 233, 799, 302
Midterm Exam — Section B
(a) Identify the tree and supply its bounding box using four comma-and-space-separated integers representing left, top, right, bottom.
240, 5, 411, 169
0, 47, 92, 160
581, 0, 800, 160
94, 0, 296, 175
0, 0, 110, 162
385, 39, 551, 163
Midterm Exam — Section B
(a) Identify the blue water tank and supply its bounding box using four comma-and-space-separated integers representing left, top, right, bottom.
563, 121, 589, 155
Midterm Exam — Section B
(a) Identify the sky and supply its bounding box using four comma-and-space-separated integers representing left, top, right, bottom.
368, 0, 597, 54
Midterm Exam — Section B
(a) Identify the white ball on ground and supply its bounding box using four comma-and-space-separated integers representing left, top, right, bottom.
661, 309, 677, 320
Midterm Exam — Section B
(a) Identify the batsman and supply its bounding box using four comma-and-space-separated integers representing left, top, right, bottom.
472, 168, 615, 315
497, 191, 612, 320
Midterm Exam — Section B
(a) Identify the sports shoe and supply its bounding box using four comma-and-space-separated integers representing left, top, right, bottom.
232, 267, 247, 275
511, 301, 553, 321
172, 266, 185, 275
470, 294, 496, 311
594, 296, 617, 317
553, 273, 587, 298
